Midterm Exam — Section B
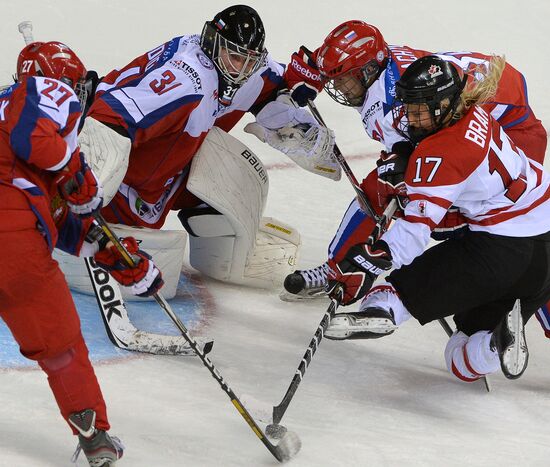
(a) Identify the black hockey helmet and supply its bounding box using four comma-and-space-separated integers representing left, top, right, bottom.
392, 55, 467, 143
200, 5, 267, 85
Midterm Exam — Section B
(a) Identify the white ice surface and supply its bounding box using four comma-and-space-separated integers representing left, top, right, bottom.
1, 1, 549, 466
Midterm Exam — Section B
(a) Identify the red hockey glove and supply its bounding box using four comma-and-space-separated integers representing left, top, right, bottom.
326, 241, 392, 305
94, 237, 164, 297
56, 150, 103, 217
283, 46, 324, 107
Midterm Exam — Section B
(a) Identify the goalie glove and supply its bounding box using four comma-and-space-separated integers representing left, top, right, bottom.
246, 122, 339, 180
326, 241, 392, 305
94, 237, 164, 297
244, 94, 340, 180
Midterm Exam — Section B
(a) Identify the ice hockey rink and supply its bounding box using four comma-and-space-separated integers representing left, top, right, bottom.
1, 0, 549, 465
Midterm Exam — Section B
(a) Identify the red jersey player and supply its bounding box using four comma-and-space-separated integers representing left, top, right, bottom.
324, 56, 550, 381
0, 41, 162, 465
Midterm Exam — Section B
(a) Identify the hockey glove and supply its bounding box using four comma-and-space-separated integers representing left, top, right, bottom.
283, 46, 324, 107
56, 150, 103, 218
326, 240, 392, 306
376, 142, 414, 215
94, 237, 164, 297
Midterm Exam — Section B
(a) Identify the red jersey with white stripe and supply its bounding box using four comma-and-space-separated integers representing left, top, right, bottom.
89, 35, 284, 228
0, 77, 89, 253
362, 46, 534, 152
383, 105, 550, 269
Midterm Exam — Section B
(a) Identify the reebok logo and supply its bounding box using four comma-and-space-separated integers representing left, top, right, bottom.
353, 255, 384, 275
89, 258, 125, 321
291, 59, 321, 81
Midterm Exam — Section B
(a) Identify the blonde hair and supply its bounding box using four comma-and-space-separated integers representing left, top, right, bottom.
454, 55, 506, 118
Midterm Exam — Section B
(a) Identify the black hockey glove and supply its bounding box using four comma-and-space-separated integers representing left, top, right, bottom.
376, 141, 414, 215
326, 240, 393, 305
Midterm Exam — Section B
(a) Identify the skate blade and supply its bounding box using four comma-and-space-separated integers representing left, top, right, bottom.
501, 307, 529, 379
279, 289, 328, 302
325, 315, 397, 340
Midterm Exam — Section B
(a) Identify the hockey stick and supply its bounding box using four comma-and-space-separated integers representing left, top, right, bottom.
438, 317, 491, 392
267, 200, 398, 436
84, 256, 213, 355
94, 213, 301, 462
307, 100, 380, 222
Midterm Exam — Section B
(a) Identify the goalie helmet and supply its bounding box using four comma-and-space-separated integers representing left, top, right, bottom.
316, 21, 388, 107
393, 55, 466, 143
17, 41, 88, 109
200, 5, 267, 86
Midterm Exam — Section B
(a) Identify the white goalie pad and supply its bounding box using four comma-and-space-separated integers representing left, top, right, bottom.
185, 127, 300, 288
78, 117, 131, 205
54, 224, 187, 300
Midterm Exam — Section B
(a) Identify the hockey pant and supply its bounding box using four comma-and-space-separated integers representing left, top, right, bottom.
387, 230, 550, 331
0, 205, 109, 434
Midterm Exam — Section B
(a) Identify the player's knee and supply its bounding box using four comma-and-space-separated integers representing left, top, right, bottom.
39, 347, 77, 373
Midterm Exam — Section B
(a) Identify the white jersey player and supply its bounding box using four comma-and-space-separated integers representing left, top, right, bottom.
62, 5, 339, 297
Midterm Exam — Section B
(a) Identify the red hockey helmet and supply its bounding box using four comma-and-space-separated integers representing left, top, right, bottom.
316, 21, 388, 106
17, 41, 88, 106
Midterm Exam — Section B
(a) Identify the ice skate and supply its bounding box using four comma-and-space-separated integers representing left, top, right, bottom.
325, 307, 397, 340
70, 409, 124, 467
279, 262, 330, 301
490, 299, 529, 379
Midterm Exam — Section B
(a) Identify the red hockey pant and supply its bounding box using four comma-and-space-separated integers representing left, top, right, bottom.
0, 193, 109, 434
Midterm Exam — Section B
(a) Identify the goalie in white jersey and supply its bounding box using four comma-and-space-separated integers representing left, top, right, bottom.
324, 56, 550, 381
66, 4, 339, 297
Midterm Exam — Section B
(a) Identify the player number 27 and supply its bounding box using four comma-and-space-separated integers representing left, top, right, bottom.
412, 156, 442, 183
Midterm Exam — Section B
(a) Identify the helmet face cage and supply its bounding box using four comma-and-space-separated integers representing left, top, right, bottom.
392, 58, 465, 143
323, 59, 380, 107
201, 22, 267, 85
392, 98, 452, 143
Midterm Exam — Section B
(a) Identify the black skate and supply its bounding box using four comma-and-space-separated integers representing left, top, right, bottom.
325, 307, 397, 340
490, 299, 529, 379
69, 409, 124, 467
279, 262, 330, 301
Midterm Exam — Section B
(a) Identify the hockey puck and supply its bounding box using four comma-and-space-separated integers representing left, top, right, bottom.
265, 423, 287, 439
275, 430, 302, 461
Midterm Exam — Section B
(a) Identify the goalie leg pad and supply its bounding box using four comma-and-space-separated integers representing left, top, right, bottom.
78, 118, 131, 205
183, 127, 300, 288
180, 208, 301, 289
54, 224, 187, 300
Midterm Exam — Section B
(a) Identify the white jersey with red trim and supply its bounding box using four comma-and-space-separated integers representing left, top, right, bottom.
88, 34, 284, 228
383, 105, 550, 269
358, 46, 531, 152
